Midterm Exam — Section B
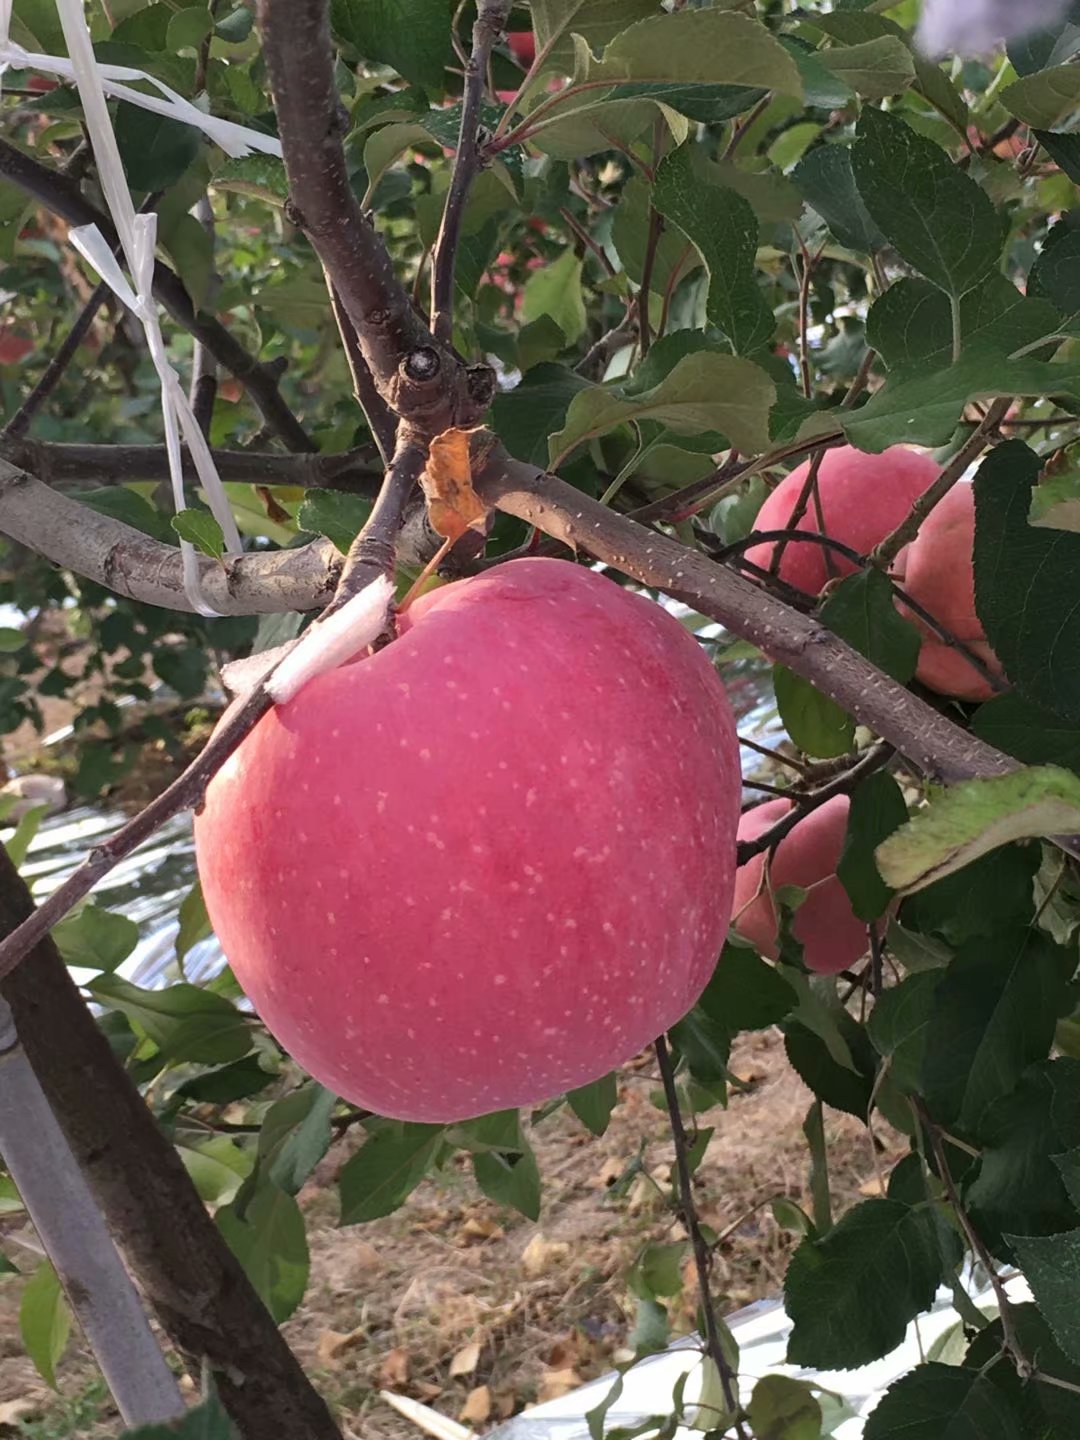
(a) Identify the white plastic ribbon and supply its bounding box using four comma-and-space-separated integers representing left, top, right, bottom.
265, 576, 396, 705
48, 0, 244, 616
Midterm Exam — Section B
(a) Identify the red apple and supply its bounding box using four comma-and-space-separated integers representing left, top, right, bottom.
0, 330, 34, 365
507, 31, 536, 67
194, 558, 741, 1122
894, 482, 1004, 703
744, 446, 940, 596
731, 796, 867, 975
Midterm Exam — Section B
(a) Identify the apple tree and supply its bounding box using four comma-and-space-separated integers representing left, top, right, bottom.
3, 1, 1080, 1438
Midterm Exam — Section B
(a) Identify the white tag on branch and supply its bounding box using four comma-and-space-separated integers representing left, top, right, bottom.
265, 576, 396, 706
874, 764, 1080, 894
53, 0, 242, 618
916, 0, 1071, 57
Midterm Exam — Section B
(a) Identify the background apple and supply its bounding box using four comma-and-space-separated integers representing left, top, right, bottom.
744, 445, 940, 595
894, 481, 1004, 702
195, 558, 742, 1122
731, 795, 867, 975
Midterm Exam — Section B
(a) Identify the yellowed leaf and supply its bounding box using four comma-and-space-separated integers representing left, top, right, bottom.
521, 1234, 570, 1278
0, 1396, 39, 1425
420, 429, 494, 542
460, 1385, 493, 1423
449, 1340, 482, 1378
317, 1326, 366, 1368
859, 1174, 887, 1196
379, 1346, 412, 1389
538, 1367, 582, 1402
459, 1215, 503, 1244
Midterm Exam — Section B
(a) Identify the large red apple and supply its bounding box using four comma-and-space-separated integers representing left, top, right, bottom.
894, 481, 1004, 703
744, 446, 940, 596
731, 796, 866, 975
195, 559, 741, 1122
507, 30, 536, 67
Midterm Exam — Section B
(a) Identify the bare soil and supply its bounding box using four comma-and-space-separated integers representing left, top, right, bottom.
0, 1030, 900, 1438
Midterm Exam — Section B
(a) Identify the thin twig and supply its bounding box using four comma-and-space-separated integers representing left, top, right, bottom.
431, 0, 512, 343
871, 397, 1013, 568
188, 195, 219, 437
326, 279, 398, 465
654, 1036, 747, 1437
767, 448, 826, 582
739, 735, 810, 775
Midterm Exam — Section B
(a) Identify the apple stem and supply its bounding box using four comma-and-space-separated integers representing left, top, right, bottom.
398, 536, 454, 612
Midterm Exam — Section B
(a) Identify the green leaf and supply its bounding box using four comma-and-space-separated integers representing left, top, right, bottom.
1030, 467, 1080, 534
1028, 216, 1080, 337
211, 154, 288, 206
966, 1303, 1080, 1438
793, 144, 885, 255
4, 802, 47, 868
773, 667, 854, 760
522, 247, 587, 347
167, 7, 212, 52
297, 490, 373, 555
51, 904, 138, 973
119, 1387, 237, 1439
78, 487, 173, 542
176, 880, 212, 966
338, 1122, 443, 1224
492, 363, 593, 470
837, 773, 909, 923
88, 974, 252, 1065
0, 627, 26, 652
651, 145, 774, 355
851, 108, 1005, 298
748, 1374, 822, 1440
818, 37, 914, 101
172, 1056, 276, 1108
875, 767, 1080, 895
868, 971, 942, 1093
1007, 1229, 1080, 1366
1003, 66, 1080, 130
820, 569, 921, 685
473, 1133, 541, 1221
162, 211, 214, 312
586, 9, 802, 95
530, 0, 656, 71
257, 1084, 338, 1197
901, 844, 1040, 946
976, 441, 1080, 720
866, 274, 1060, 372
697, 944, 797, 1033
114, 103, 201, 192
973, 693, 1080, 773
178, 1135, 254, 1206
330, 0, 452, 90
19, 1261, 71, 1390
919, 929, 1073, 1132
567, 1072, 618, 1136
782, 1012, 877, 1120
172, 508, 225, 560
628, 1241, 686, 1300
863, 1364, 1024, 1440
611, 173, 702, 296
550, 352, 775, 465
785, 1199, 959, 1369
218, 1181, 309, 1323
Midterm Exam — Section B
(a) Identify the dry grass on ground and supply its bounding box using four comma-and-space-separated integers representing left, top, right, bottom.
0, 1030, 902, 1438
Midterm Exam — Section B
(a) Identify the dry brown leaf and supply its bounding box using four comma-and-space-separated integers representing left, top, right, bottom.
317, 1325, 366, 1367
449, 1340, 482, 1378
420, 428, 493, 542
459, 1215, 503, 1244
859, 1174, 887, 1196
379, 1346, 412, 1389
521, 1234, 570, 1278
589, 1157, 626, 1190
0, 1396, 40, 1426
538, 1367, 582, 1402
494, 1391, 517, 1420
460, 1385, 493, 1423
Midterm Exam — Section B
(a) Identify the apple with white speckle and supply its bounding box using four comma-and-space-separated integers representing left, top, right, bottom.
194, 559, 742, 1122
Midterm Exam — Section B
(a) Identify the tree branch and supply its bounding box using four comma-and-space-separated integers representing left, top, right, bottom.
0, 437, 379, 489
5, 277, 111, 438
326, 279, 398, 465
0, 459, 339, 614
430, 0, 512, 343
0, 138, 314, 454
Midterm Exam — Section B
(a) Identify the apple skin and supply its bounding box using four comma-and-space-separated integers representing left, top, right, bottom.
731, 795, 866, 976
194, 558, 741, 1123
894, 482, 1004, 703
507, 30, 536, 67
744, 446, 940, 596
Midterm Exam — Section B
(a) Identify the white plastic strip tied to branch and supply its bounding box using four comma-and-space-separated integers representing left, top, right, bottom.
4, 0, 252, 615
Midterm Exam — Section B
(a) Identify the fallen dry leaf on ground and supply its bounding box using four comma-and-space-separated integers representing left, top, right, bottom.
379, 1347, 412, 1389
460, 1384, 492, 1423
449, 1340, 482, 1377
521, 1234, 571, 1278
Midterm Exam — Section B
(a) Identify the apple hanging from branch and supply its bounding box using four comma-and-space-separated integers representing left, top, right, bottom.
195, 559, 742, 1122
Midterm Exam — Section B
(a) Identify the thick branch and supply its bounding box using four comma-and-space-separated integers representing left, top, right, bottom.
0, 851, 342, 1440
430, 0, 512, 342
0, 437, 379, 489
0, 459, 339, 614
476, 455, 1014, 786
0, 138, 314, 454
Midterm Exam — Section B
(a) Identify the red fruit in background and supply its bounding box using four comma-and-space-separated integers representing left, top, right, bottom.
744, 445, 940, 596
27, 75, 58, 93
731, 796, 867, 975
195, 558, 742, 1122
0, 330, 34, 365
507, 30, 536, 67
894, 482, 1004, 703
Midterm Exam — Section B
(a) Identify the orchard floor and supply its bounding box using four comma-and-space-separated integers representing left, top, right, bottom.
0, 1029, 903, 1439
